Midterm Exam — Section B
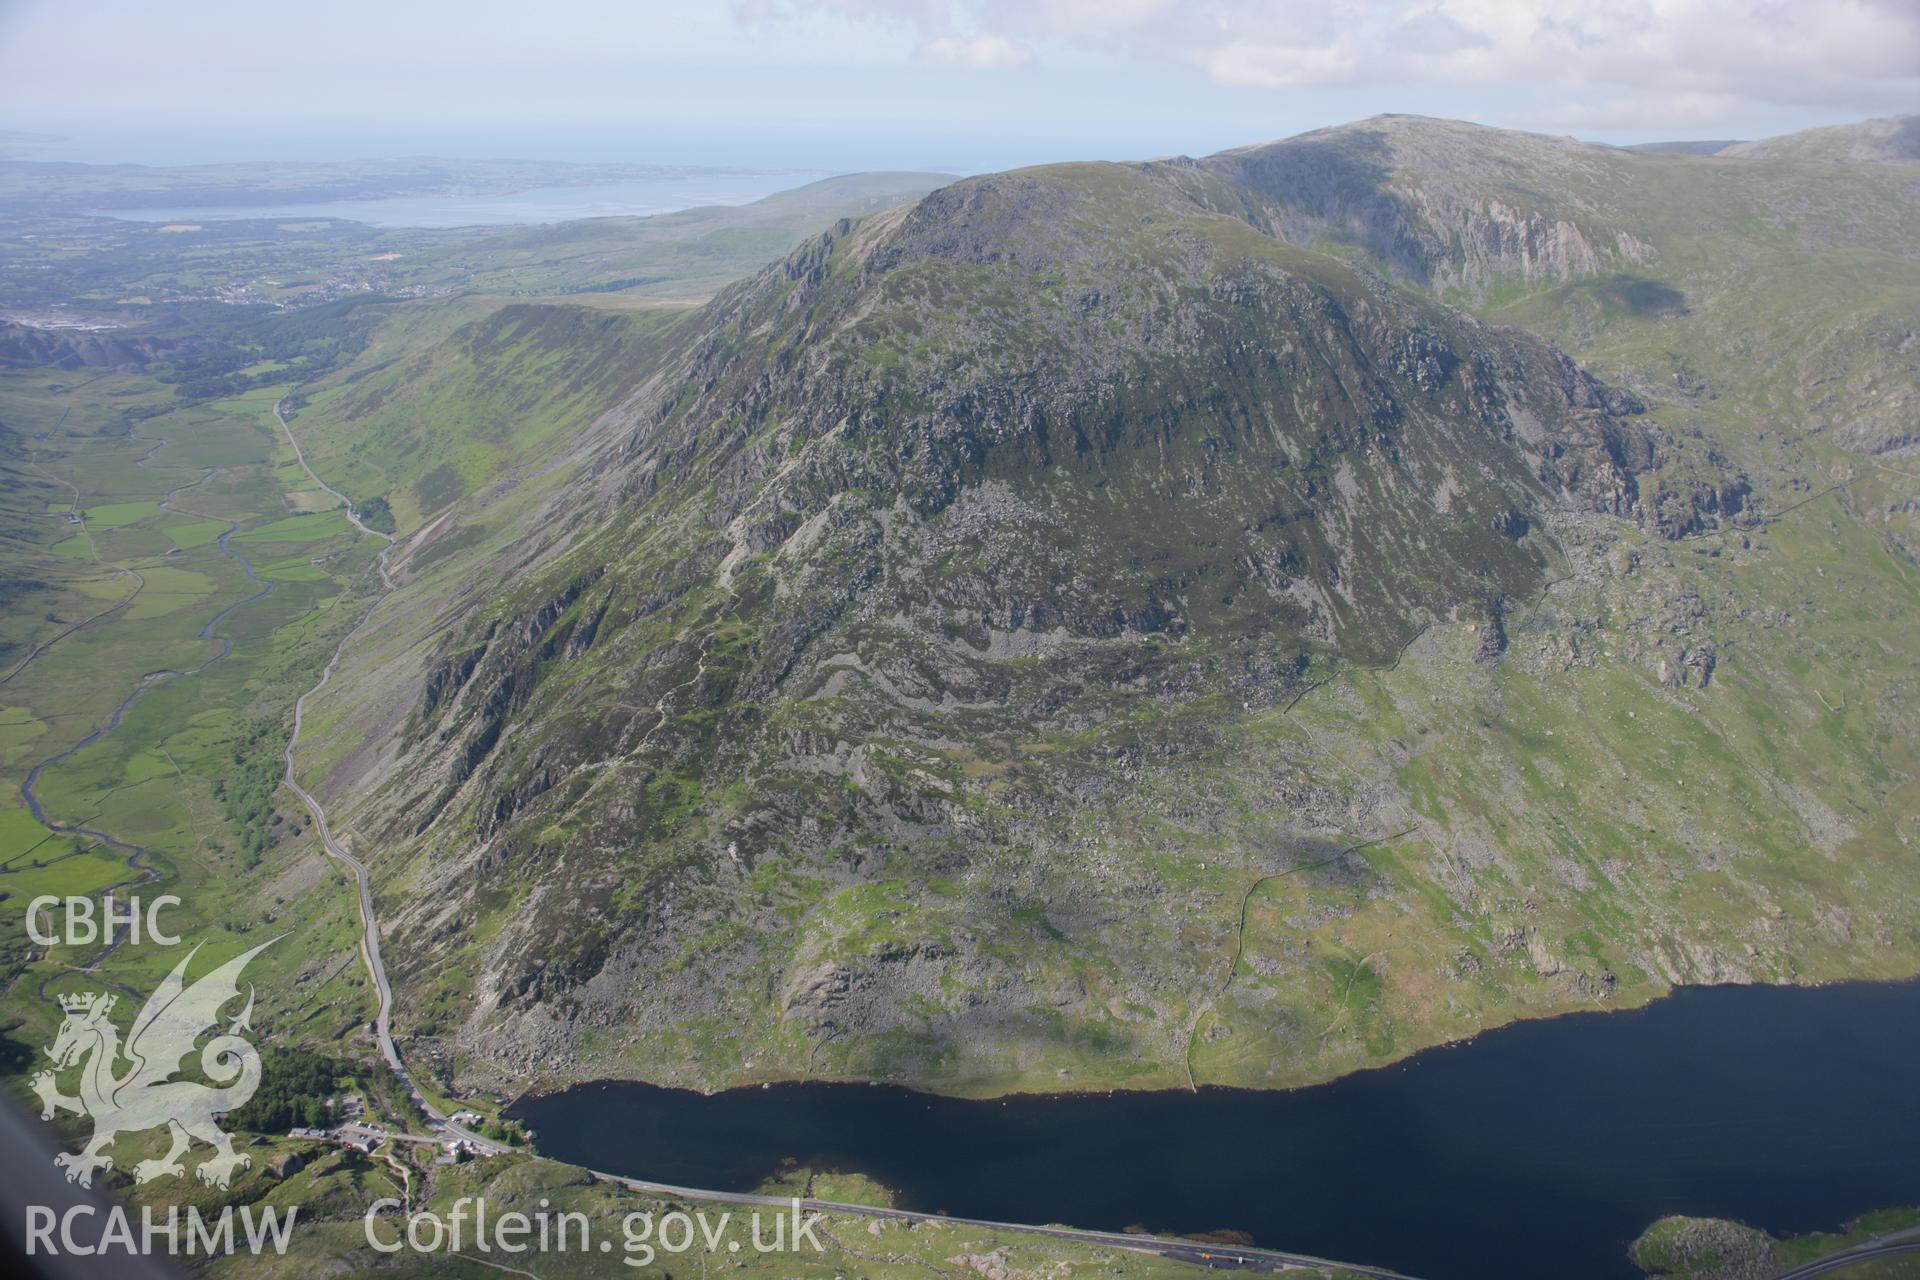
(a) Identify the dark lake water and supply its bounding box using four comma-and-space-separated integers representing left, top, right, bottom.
513, 980, 1920, 1280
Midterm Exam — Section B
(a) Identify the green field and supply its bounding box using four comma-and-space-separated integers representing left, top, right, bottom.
0, 361, 387, 1004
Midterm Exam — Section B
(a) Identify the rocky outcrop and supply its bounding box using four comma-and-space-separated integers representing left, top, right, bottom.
1202, 117, 1657, 297
1631, 1216, 1776, 1280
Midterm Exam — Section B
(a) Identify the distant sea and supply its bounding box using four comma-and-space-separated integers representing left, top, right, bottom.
92, 172, 823, 229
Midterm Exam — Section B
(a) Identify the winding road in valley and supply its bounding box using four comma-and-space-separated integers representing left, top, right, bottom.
273, 398, 399, 1070
273, 398, 395, 581
273, 398, 501, 1160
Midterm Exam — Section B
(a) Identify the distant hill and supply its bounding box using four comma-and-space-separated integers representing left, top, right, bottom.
1721, 114, 1920, 162
437, 170, 957, 302
1621, 140, 1744, 155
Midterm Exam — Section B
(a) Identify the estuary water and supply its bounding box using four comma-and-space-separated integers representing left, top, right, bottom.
92, 172, 820, 228
514, 979, 1920, 1280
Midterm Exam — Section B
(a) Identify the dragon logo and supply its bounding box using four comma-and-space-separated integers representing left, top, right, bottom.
32, 938, 275, 1189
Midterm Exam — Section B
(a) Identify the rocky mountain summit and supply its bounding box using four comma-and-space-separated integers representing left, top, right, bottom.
1197, 116, 1661, 295
293, 115, 1917, 1097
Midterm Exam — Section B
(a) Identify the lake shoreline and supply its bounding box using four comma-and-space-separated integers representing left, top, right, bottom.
494, 965, 1920, 1107
510, 975, 1920, 1280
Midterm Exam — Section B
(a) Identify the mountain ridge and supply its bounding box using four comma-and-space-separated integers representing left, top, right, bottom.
283, 113, 1917, 1099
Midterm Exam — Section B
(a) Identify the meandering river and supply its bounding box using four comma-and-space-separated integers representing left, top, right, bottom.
514, 979, 1920, 1280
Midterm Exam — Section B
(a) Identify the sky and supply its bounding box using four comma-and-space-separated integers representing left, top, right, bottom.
0, 0, 1914, 171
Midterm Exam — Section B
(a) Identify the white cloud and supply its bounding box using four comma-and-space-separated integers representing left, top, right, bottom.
745, 0, 1920, 126
3, 0, 1910, 159
1202, 38, 1364, 90
1525, 90, 1757, 133
917, 33, 1034, 69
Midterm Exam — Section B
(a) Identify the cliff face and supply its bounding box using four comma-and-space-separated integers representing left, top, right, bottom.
1192, 112, 1912, 511
612, 164, 1659, 656
1195, 117, 1657, 297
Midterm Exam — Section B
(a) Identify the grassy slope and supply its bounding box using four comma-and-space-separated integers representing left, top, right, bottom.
287, 299, 696, 531
1190, 127, 1920, 1073
1174, 121, 1920, 1075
